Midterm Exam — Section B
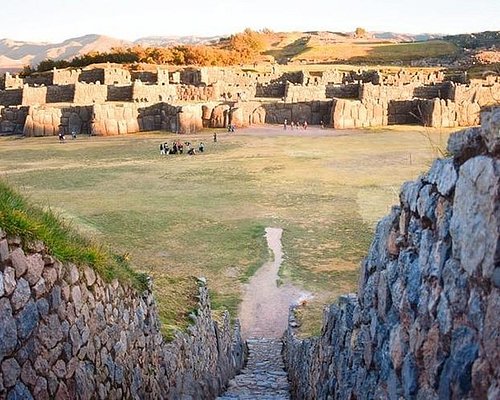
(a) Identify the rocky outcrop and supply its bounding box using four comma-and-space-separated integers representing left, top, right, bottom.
0, 232, 244, 399
284, 107, 500, 399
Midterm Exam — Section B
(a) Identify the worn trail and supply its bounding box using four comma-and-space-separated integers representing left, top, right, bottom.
219, 227, 309, 399
217, 338, 290, 400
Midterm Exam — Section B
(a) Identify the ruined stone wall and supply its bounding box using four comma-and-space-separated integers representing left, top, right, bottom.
24, 73, 53, 87
3, 73, 24, 90
91, 103, 141, 135
176, 85, 217, 102
285, 108, 500, 400
359, 83, 417, 103
420, 99, 482, 128
326, 84, 359, 99
331, 99, 388, 128
79, 69, 105, 84
21, 87, 47, 106
0, 89, 23, 107
46, 85, 75, 103
107, 86, 133, 102
23, 106, 93, 136
448, 82, 500, 107
0, 231, 245, 399
227, 100, 331, 127
131, 71, 157, 84
74, 83, 108, 105
379, 70, 444, 86
103, 68, 131, 85
132, 82, 177, 103
284, 83, 327, 103
53, 69, 81, 85
0, 106, 28, 134
255, 82, 285, 98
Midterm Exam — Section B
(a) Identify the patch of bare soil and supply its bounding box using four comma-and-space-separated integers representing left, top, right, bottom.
239, 227, 311, 339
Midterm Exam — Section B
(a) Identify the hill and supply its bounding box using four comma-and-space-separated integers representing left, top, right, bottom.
0, 34, 132, 72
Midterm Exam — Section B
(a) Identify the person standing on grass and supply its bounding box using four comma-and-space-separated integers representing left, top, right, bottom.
284, 119, 288, 130
199, 142, 205, 153
213, 132, 217, 142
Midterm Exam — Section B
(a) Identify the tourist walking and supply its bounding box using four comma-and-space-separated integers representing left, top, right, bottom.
213, 132, 217, 142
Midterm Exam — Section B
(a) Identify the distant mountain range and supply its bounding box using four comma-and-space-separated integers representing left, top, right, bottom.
0, 31, 489, 73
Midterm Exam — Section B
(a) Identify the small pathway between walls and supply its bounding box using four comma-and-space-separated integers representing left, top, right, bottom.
219, 227, 307, 399
217, 338, 290, 400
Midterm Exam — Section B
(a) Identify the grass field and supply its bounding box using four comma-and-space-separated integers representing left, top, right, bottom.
294, 39, 458, 64
0, 125, 450, 337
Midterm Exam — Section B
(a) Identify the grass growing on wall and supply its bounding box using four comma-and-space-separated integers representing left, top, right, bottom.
0, 180, 148, 291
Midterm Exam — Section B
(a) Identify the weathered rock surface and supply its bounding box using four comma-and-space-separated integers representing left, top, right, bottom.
218, 338, 290, 400
284, 108, 500, 399
0, 226, 244, 399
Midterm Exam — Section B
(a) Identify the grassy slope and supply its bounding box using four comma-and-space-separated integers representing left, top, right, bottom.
292, 39, 458, 64
0, 180, 147, 290
0, 126, 450, 336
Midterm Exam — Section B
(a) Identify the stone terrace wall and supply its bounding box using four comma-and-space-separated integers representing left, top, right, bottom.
331, 98, 388, 128
448, 82, 500, 107
23, 106, 93, 137
0, 89, 23, 107
132, 82, 177, 103
284, 83, 327, 103
0, 231, 245, 399
74, 83, 108, 105
420, 99, 482, 128
21, 87, 47, 106
326, 84, 359, 99
0, 106, 29, 134
285, 108, 500, 400
176, 85, 217, 102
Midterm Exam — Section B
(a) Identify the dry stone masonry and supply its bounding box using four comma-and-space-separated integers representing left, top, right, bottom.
0, 233, 245, 399
218, 338, 290, 400
1, 65, 498, 136
284, 107, 500, 399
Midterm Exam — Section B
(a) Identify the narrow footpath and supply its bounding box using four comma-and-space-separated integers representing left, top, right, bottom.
218, 227, 309, 399
217, 338, 290, 400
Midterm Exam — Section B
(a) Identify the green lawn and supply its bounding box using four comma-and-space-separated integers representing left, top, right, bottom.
0, 125, 450, 336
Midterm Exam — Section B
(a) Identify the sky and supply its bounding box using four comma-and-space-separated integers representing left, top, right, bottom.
1, 0, 498, 43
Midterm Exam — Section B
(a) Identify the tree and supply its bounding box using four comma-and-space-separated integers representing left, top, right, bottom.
355, 27, 367, 38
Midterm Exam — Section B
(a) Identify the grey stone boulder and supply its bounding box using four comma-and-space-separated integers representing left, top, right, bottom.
450, 156, 500, 278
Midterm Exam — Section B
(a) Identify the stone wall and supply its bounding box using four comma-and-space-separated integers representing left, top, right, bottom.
107, 86, 133, 102
176, 85, 217, 102
74, 83, 108, 105
359, 83, 417, 103
284, 83, 326, 103
3, 73, 24, 90
46, 85, 75, 103
326, 84, 359, 99
0, 89, 23, 107
448, 82, 500, 107
0, 231, 245, 399
53, 69, 81, 86
132, 82, 177, 103
23, 106, 93, 137
0, 106, 29, 134
331, 99, 388, 128
284, 108, 500, 400
420, 99, 482, 128
21, 87, 47, 106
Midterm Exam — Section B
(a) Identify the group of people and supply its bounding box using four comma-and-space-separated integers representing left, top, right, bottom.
283, 119, 308, 130
159, 140, 205, 156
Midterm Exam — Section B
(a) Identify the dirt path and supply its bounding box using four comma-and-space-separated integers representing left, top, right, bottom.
239, 227, 311, 339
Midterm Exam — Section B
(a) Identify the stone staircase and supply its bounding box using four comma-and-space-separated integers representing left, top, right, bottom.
217, 338, 291, 400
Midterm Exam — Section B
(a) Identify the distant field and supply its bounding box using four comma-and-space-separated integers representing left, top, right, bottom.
0, 125, 450, 337
293, 39, 458, 64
